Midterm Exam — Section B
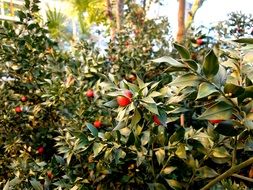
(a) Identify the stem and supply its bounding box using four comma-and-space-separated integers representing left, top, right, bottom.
232, 136, 237, 166
200, 157, 253, 190
232, 174, 253, 183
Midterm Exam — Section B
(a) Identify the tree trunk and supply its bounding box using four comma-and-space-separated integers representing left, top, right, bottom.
115, 0, 124, 32
176, 0, 186, 44
106, 0, 116, 40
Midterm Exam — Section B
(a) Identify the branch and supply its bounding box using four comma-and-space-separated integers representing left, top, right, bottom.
185, 0, 205, 32
201, 157, 253, 190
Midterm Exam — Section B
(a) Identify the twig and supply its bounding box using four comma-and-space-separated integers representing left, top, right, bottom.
232, 174, 253, 183
201, 157, 253, 190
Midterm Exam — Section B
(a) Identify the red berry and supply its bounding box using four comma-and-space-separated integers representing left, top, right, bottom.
21, 96, 27, 102
86, 89, 94, 98
94, 120, 102, 128
116, 90, 133, 107
209, 119, 223, 124
47, 171, 53, 180
37, 146, 44, 155
153, 115, 161, 125
196, 38, 203, 45
124, 90, 133, 99
15, 106, 22, 113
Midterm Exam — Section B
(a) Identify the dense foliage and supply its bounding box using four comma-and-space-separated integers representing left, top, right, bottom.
1, 1, 253, 190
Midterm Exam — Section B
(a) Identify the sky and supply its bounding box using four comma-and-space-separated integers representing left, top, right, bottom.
148, 0, 253, 35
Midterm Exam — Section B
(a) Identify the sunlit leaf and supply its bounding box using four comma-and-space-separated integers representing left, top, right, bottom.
93, 142, 105, 157
152, 56, 185, 67
155, 148, 165, 165
166, 179, 182, 190
175, 144, 186, 159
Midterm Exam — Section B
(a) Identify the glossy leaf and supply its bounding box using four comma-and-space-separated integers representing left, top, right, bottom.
166, 179, 182, 190
198, 101, 233, 120
224, 83, 244, 98
86, 123, 98, 137
30, 179, 43, 190
203, 49, 219, 78
131, 109, 141, 127
212, 147, 230, 158
174, 43, 191, 59
152, 56, 185, 67
183, 59, 198, 70
169, 74, 201, 87
196, 82, 219, 100
155, 148, 165, 165
162, 166, 177, 175
175, 144, 186, 159
196, 166, 218, 179
141, 102, 159, 115
93, 142, 104, 157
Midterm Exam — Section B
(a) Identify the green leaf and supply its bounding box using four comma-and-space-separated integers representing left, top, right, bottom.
212, 147, 230, 158
30, 179, 43, 190
93, 142, 104, 157
104, 99, 118, 108
148, 183, 167, 190
86, 123, 98, 137
203, 49, 219, 78
141, 102, 159, 115
196, 166, 218, 179
233, 38, 253, 44
183, 59, 198, 70
175, 144, 186, 159
245, 137, 253, 151
196, 82, 219, 100
169, 74, 201, 87
215, 121, 243, 136
162, 166, 177, 175
170, 127, 185, 144
166, 179, 182, 190
224, 83, 245, 98
155, 148, 165, 165
131, 109, 141, 127
152, 56, 185, 67
198, 101, 233, 120
3, 181, 10, 190
174, 43, 191, 59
